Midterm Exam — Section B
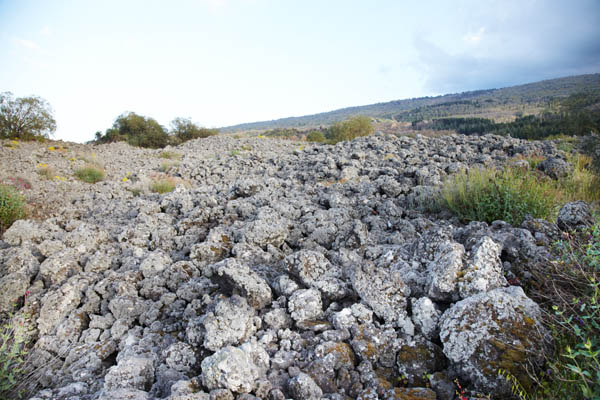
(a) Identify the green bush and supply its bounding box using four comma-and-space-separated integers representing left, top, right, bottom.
0, 318, 29, 397
170, 118, 217, 144
159, 151, 181, 160
95, 112, 169, 148
150, 177, 176, 194
306, 130, 326, 143
0, 184, 26, 233
325, 116, 374, 144
527, 216, 600, 399
74, 166, 105, 184
438, 167, 559, 225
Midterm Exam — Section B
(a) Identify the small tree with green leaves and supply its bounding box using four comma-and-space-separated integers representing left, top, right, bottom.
306, 130, 326, 143
95, 112, 169, 148
0, 92, 56, 140
170, 117, 218, 144
326, 116, 374, 144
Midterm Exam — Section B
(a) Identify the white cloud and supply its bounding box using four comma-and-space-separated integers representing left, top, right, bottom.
14, 37, 40, 50
463, 27, 485, 44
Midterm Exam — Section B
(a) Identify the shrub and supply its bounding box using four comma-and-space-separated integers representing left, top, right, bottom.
0, 184, 26, 233
149, 176, 177, 194
36, 165, 55, 180
306, 130, 326, 143
159, 161, 179, 173
0, 317, 29, 397
95, 112, 169, 148
438, 167, 559, 225
325, 116, 374, 144
526, 215, 600, 399
159, 151, 181, 160
74, 166, 105, 184
170, 118, 218, 144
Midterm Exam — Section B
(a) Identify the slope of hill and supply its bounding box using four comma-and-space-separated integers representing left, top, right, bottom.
220, 73, 600, 132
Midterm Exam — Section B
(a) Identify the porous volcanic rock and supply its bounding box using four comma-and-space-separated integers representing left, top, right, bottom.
0, 133, 560, 399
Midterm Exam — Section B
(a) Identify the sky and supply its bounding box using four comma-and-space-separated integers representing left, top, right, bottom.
1, 0, 599, 143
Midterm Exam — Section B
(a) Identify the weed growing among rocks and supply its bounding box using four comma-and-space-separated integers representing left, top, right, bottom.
527, 214, 600, 399
0, 184, 26, 233
149, 176, 177, 193
74, 165, 105, 183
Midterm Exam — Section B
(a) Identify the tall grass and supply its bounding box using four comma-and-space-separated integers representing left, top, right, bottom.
0, 184, 26, 234
526, 215, 600, 399
438, 155, 600, 226
439, 167, 559, 225
74, 165, 105, 184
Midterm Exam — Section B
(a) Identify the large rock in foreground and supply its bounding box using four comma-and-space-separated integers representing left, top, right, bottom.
439, 286, 551, 395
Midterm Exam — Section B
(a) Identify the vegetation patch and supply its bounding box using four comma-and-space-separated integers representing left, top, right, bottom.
306, 130, 326, 143
438, 167, 559, 225
149, 176, 178, 194
525, 214, 600, 399
74, 165, 105, 184
0, 317, 30, 398
0, 184, 27, 233
36, 164, 55, 180
437, 154, 599, 225
159, 151, 182, 160
159, 161, 179, 173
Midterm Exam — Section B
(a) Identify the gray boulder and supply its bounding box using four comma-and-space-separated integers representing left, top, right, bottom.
537, 157, 572, 179
351, 263, 409, 326
287, 372, 323, 400
557, 201, 593, 231
439, 286, 550, 395
200, 346, 263, 393
104, 357, 155, 392
288, 288, 323, 323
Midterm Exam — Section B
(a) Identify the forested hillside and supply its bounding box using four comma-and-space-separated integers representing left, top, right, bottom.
220, 74, 600, 132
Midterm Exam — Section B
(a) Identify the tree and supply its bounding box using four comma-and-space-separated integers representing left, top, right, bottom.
326, 115, 374, 144
170, 117, 218, 143
0, 92, 56, 140
306, 130, 326, 143
96, 112, 169, 148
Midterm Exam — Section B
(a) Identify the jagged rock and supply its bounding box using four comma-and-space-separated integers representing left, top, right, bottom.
200, 346, 263, 393
37, 277, 87, 336
104, 357, 155, 391
426, 242, 464, 302
396, 338, 446, 386
283, 249, 348, 300
0, 133, 560, 400
458, 236, 507, 298
98, 388, 152, 400
2, 219, 46, 245
351, 263, 409, 326
410, 297, 440, 340
163, 342, 197, 373
263, 308, 292, 330
557, 201, 593, 231
287, 372, 323, 400
439, 286, 551, 395
197, 295, 259, 351
288, 288, 323, 323
0, 272, 29, 315
212, 258, 272, 309
537, 156, 572, 179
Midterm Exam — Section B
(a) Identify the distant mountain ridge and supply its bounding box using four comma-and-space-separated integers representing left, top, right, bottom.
220, 73, 600, 133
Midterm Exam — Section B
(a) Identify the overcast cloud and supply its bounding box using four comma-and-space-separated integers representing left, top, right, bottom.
416, 0, 600, 93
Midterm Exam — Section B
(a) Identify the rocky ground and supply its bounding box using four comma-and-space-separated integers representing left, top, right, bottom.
0, 133, 589, 400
